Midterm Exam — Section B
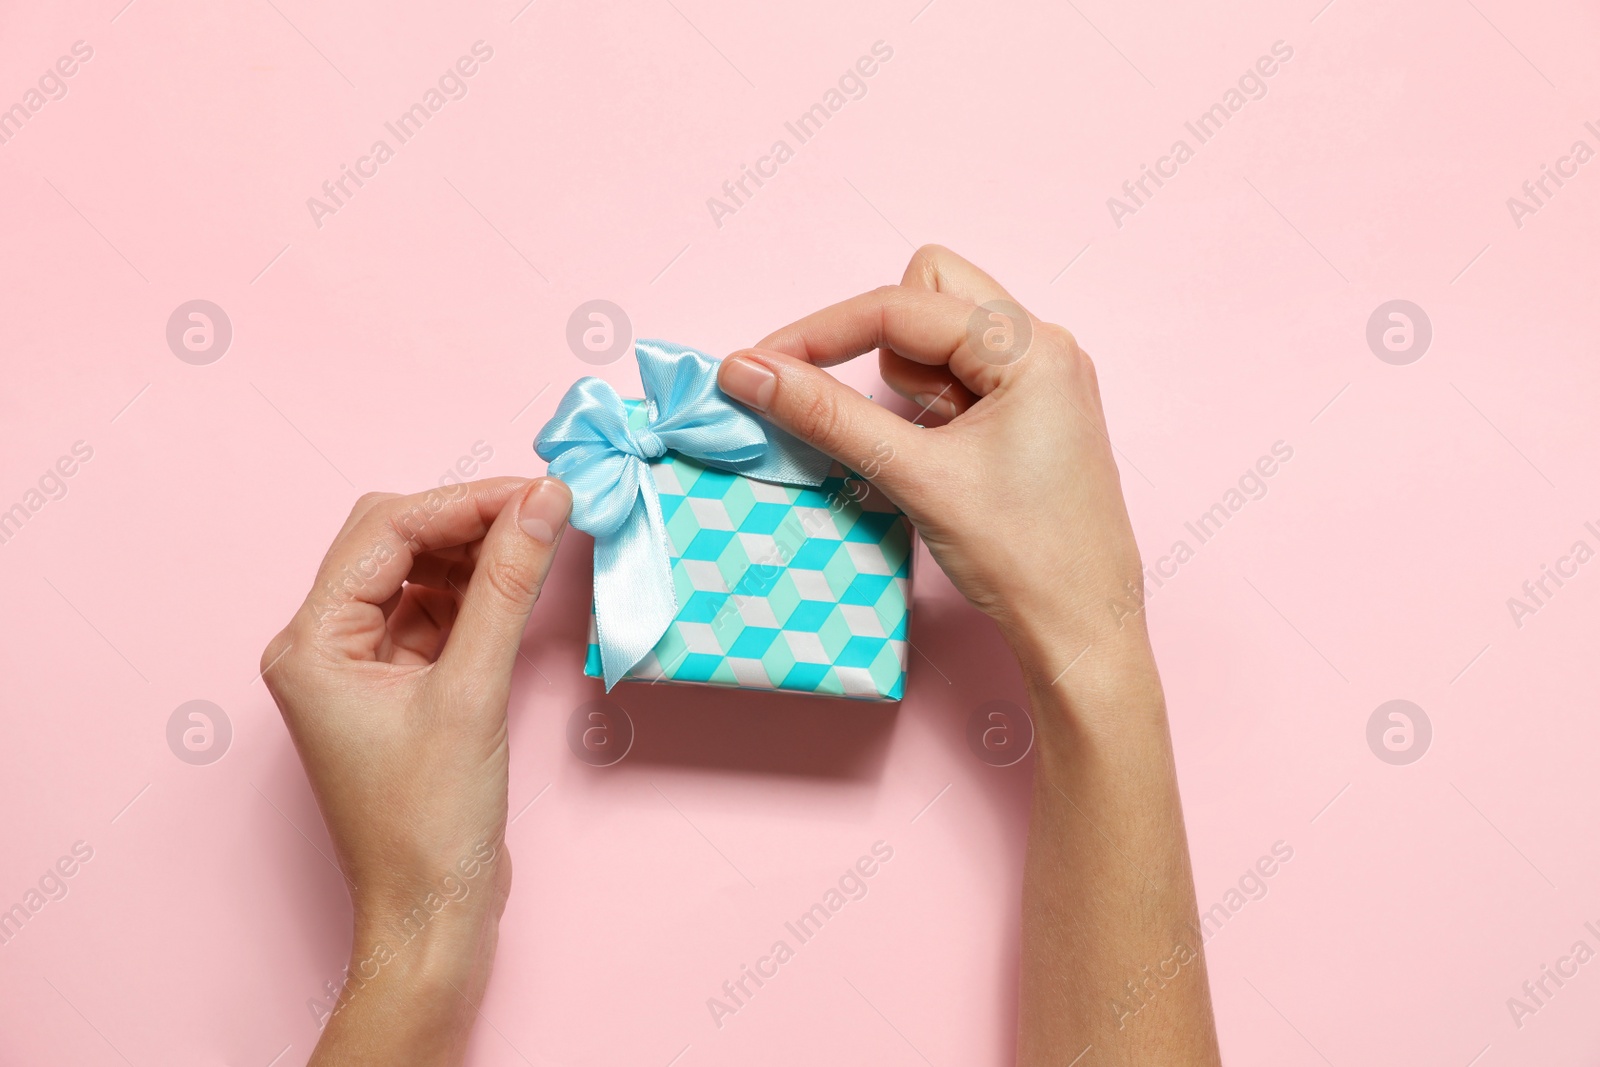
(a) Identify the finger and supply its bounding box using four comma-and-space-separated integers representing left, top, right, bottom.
754, 286, 1025, 397
380, 585, 460, 665
900, 244, 1014, 304
404, 545, 482, 593
437, 477, 571, 684
877, 350, 979, 421
718, 348, 932, 504
305, 478, 529, 623
891, 247, 1012, 403
412, 540, 479, 564
330, 491, 400, 545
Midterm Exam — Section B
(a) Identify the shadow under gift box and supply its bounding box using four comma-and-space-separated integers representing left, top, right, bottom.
584, 399, 913, 700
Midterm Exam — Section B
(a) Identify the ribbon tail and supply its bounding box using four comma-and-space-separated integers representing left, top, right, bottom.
592, 483, 676, 690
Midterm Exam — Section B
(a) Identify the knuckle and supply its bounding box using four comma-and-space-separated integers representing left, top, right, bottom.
1072, 345, 1099, 391
376, 491, 451, 553
906, 244, 943, 279
259, 629, 310, 693
382, 506, 426, 551
790, 392, 847, 452
1065, 335, 1092, 368
1040, 321, 1079, 353
1036, 323, 1095, 382
342, 492, 403, 548
349, 491, 394, 522
483, 555, 541, 608
258, 633, 287, 679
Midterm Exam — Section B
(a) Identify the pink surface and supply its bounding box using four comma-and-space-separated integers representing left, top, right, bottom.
2, 1, 1598, 1063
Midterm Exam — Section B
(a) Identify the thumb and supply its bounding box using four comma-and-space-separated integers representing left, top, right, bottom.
718, 349, 927, 503
438, 477, 571, 684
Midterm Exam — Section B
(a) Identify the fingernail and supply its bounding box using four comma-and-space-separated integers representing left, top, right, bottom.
720, 355, 777, 412
914, 393, 958, 419
519, 478, 570, 544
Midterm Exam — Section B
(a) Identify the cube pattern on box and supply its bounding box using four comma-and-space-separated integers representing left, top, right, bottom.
584, 404, 912, 700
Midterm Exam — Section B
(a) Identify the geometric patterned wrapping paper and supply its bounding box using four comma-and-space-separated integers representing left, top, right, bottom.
584, 400, 912, 700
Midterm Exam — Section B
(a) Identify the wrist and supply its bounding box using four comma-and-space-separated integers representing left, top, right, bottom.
313, 907, 500, 1066
348, 903, 498, 996
327, 850, 509, 1037
346, 832, 508, 974
997, 602, 1166, 727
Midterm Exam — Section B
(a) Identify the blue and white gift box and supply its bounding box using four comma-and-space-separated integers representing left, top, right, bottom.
535, 341, 911, 701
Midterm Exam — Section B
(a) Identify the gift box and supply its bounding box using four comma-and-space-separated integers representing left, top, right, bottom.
536, 341, 912, 701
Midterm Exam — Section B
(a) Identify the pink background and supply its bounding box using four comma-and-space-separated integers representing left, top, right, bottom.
3, 0, 1598, 1063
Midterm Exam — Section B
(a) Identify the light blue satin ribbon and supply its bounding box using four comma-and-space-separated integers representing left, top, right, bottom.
535, 339, 831, 690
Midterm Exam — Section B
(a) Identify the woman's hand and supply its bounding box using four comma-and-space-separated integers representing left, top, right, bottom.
719, 247, 1221, 1066
260, 476, 571, 1066
716, 245, 1150, 698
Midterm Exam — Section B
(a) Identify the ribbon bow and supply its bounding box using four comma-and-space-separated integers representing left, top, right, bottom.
535, 339, 831, 689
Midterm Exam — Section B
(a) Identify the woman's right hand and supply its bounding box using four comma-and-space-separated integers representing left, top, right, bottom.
724, 248, 1219, 1067
716, 246, 1151, 694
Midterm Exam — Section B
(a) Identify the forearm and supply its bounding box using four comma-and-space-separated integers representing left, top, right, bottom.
1010, 623, 1221, 1067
